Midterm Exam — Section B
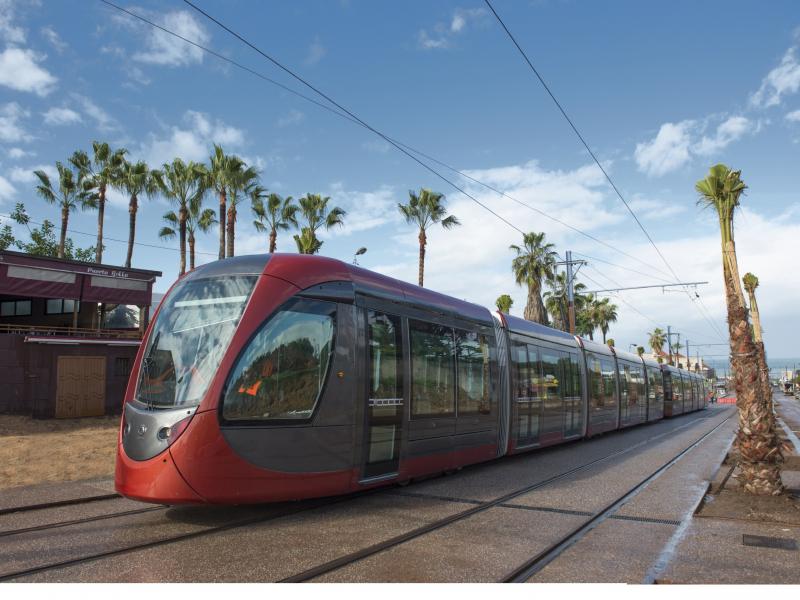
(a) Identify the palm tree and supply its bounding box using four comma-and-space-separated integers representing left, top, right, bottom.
224, 163, 259, 258
159, 193, 217, 271
510, 231, 557, 324
495, 294, 513, 314
743, 272, 773, 413
293, 193, 346, 255
637, 346, 645, 357
207, 145, 240, 260
252, 190, 298, 252
544, 271, 587, 332
156, 158, 207, 275
576, 293, 596, 339
70, 142, 127, 263
648, 327, 667, 358
696, 163, 782, 495
398, 188, 460, 287
117, 160, 159, 269
594, 297, 618, 343
34, 162, 93, 259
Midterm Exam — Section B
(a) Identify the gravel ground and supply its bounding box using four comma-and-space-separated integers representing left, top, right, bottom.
0, 415, 119, 490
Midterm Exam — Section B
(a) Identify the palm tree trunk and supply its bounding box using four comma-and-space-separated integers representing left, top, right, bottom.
189, 234, 196, 271
96, 184, 105, 263
58, 205, 69, 259
747, 289, 774, 418
218, 190, 226, 260
269, 228, 277, 253
125, 194, 137, 269
602, 328, 607, 343
226, 204, 235, 258
178, 205, 188, 276
418, 229, 426, 287
525, 278, 547, 324
724, 240, 783, 495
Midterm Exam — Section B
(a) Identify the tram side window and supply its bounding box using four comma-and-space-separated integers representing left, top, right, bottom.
456, 329, 490, 415
671, 373, 682, 403
222, 299, 336, 421
620, 363, 630, 406
626, 363, 643, 405
410, 320, 455, 417
512, 341, 531, 400
539, 348, 561, 401
368, 311, 402, 400
588, 354, 604, 409
648, 368, 663, 402
601, 359, 617, 405
564, 351, 581, 398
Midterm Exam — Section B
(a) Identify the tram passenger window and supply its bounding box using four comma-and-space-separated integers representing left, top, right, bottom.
222, 299, 335, 421
671, 373, 682, 403
620, 364, 630, 406
456, 329, 490, 415
512, 342, 531, 400
588, 354, 604, 408
410, 320, 455, 417
601, 359, 616, 405
539, 349, 561, 401
368, 311, 402, 400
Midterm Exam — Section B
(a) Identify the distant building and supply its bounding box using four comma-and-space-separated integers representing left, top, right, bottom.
641, 349, 714, 378
0, 250, 162, 418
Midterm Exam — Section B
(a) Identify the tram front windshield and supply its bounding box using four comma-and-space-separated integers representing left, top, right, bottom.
135, 275, 258, 408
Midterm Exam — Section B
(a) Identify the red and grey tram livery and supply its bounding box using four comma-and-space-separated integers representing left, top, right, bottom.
116, 254, 706, 505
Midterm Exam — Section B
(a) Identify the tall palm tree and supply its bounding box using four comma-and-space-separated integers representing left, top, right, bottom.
696, 163, 782, 495
495, 294, 513, 314
510, 231, 557, 324
544, 271, 588, 332
159, 193, 217, 272
225, 163, 259, 258
252, 190, 298, 252
743, 272, 773, 412
398, 188, 460, 287
648, 327, 666, 358
576, 294, 596, 339
207, 145, 240, 260
34, 162, 94, 259
293, 193, 346, 255
117, 160, 159, 269
70, 142, 127, 263
156, 158, 207, 275
594, 297, 618, 343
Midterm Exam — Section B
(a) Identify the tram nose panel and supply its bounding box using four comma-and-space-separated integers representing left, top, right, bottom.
122, 402, 197, 461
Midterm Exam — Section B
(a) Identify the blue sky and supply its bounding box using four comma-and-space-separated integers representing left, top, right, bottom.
1, 0, 799, 357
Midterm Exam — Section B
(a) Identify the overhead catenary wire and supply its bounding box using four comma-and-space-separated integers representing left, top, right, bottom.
483, 0, 728, 341
99, 0, 682, 283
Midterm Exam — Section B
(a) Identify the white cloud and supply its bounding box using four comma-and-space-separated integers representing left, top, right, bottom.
635, 116, 756, 176
133, 10, 209, 67
634, 120, 694, 177
750, 46, 800, 108
0, 175, 16, 203
0, 0, 26, 44
141, 110, 245, 168
40, 26, 66, 53
0, 102, 31, 143
324, 182, 399, 237
304, 37, 326, 66
8, 163, 56, 184
786, 109, 800, 122
276, 109, 305, 128
628, 195, 686, 220
42, 106, 81, 126
6, 147, 34, 159
70, 94, 118, 132
418, 7, 487, 50
0, 47, 57, 96
694, 116, 753, 156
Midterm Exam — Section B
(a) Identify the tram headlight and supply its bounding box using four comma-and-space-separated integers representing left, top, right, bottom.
157, 414, 192, 447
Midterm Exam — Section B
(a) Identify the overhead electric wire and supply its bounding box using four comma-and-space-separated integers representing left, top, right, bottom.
483, 0, 727, 341
100, 0, 683, 282
178, 0, 526, 237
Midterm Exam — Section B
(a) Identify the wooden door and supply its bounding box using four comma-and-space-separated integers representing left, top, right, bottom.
55, 356, 106, 418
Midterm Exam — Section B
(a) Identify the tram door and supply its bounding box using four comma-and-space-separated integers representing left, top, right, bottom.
362, 310, 404, 480
512, 341, 542, 448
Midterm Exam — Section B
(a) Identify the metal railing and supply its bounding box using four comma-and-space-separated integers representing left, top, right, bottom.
0, 323, 142, 339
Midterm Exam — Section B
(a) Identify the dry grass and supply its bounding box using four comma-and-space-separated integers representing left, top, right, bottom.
0, 415, 120, 490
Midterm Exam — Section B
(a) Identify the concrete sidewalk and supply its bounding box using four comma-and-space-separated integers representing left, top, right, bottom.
655, 396, 800, 584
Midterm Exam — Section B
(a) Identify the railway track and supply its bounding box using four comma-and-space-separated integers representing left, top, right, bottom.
0, 493, 120, 517
0, 409, 730, 583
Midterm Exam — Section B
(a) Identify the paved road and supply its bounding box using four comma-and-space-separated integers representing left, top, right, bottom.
0, 406, 735, 583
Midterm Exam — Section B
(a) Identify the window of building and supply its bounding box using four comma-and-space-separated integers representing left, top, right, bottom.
222, 298, 336, 422
114, 356, 132, 378
1, 299, 32, 317
410, 319, 455, 418
45, 298, 80, 314
456, 329, 490, 415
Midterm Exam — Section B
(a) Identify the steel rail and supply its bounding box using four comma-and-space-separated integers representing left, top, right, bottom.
0, 506, 166, 539
280, 409, 730, 582
0, 493, 121, 517
501, 414, 732, 582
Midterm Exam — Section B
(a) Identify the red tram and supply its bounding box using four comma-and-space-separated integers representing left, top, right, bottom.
115, 254, 706, 504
